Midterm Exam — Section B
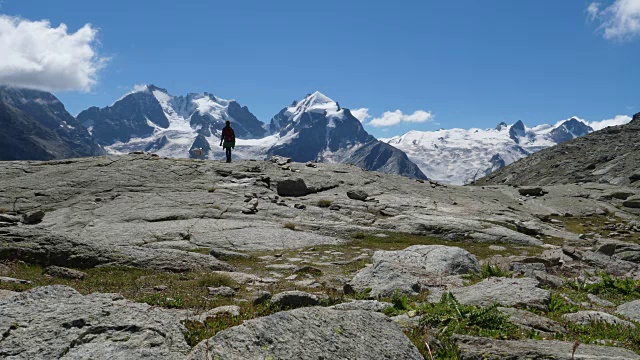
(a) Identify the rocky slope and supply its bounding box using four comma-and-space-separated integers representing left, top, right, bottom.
383, 117, 603, 185
478, 113, 640, 188
1, 155, 640, 358
0, 86, 105, 161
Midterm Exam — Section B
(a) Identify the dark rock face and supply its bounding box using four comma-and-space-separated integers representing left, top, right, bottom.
495, 122, 508, 131
548, 118, 593, 144
508, 120, 526, 143
632, 112, 640, 124
227, 100, 266, 137
0, 86, 105, 161
77, 86, 169, 145
478, 119, 640, 187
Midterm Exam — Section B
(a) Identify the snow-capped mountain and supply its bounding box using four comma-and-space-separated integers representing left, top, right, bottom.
76, 85, 266, 158
383, 118, 599, 185
78, 88, 427, 179
264, 92, 427, 179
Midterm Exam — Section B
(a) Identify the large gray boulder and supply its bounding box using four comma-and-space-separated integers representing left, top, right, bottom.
616, 299, 640, 322
455, 335, 640, 359
563, 311, 634, 328
187, 307, 423, 360
329, 300, 393, 312
429, 277, 550, 309
348, 245, 478, 297
593, 239, 640, 263
0, 285, 190, 359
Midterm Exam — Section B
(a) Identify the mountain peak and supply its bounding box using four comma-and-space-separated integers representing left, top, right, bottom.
495, 122, 508, 131
304, 91, 335, 105
632, 112, 640, 124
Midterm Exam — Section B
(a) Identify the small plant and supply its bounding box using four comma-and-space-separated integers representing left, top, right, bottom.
351, 232, 366, 239
353, 287, 372, 300
283, 222, 296, 230
391, 290, 410, 311
208, 187, 216, 193
480, 263, 510, 278
317, 200, 332, 208
196, 272, 237, 288
0, 207, 8, 214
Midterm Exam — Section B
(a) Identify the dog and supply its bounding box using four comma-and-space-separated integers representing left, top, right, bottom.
191, 148, 204, 160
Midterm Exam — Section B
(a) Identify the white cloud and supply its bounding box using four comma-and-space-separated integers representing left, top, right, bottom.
350, 108, 370, 122
588, 0, 640, 40
587, 114, 632, 130
132, 84, 149, 92
368, 109, 434, 127
0, 15, 107, 92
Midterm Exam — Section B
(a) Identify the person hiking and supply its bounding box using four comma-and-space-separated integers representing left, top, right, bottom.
220, 121, 235, 163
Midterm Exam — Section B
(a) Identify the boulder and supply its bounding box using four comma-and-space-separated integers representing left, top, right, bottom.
373, 245, 480, 275
0, 285, 190, 359
455, 335, 640, 360
271, 290, 319, 308
21, 210, 45, 224
616, 300, 640, 322
623, 195, 640, 209
44, 265, 87, 280
429, 277, 550, 309
0, 276, 31, 284
562, 311, 634, 328
347, 190, 368, 201
348, 245, 478, 297
329, 300, 393, 312
276, 178, 310, 197
187, 307, 424, 360
208, 286, 236, 297
518, 187, 546, 196
498, 307, 565, 334
593, 239, 640, 263
588, 294, 614, 307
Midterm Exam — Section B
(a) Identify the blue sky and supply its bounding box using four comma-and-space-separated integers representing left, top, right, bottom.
1, 0, 639, 138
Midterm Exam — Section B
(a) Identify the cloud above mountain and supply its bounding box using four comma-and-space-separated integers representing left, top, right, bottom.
369, 109, 434, 127
0, 15, 107, 92
587, 0, 640, 40
587, 114, 633, 130
351, 108, 371, 122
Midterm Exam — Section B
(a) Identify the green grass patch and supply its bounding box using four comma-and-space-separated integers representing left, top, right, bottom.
351, 232, 366, 239
0, 207, 9, 214
283, 222, 296, 230
207, 187, 216, 193
0, 262, 238, 311
317, 199, 332, 208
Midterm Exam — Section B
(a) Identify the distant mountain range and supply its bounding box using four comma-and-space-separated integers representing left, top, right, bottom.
380, 117, 627, 185
0, 86, 104, 161
75, 86, 427, 179
0, 84, 632, 182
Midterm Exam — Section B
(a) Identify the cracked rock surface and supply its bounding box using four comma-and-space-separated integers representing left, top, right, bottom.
0, 285, 190, 359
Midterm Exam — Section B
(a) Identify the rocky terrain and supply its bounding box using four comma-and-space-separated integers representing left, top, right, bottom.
1, 154, 640, 359
478, 112, 640, 188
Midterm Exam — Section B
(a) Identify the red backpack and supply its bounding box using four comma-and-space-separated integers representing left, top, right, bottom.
223, 127, 235, 142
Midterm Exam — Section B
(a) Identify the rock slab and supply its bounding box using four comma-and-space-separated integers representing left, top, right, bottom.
187, 307, 424, 360
0, 285, 189, 359
456, 335, 640, 360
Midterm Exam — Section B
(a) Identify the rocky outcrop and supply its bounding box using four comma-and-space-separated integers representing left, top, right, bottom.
616, 300, 640, 322
348, 245, 478, 297
562, 311, 634, 328
455, 335, 640, 360
187, 307, 424, 360
429, 277, 550, 309
0, 285, 190, 359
